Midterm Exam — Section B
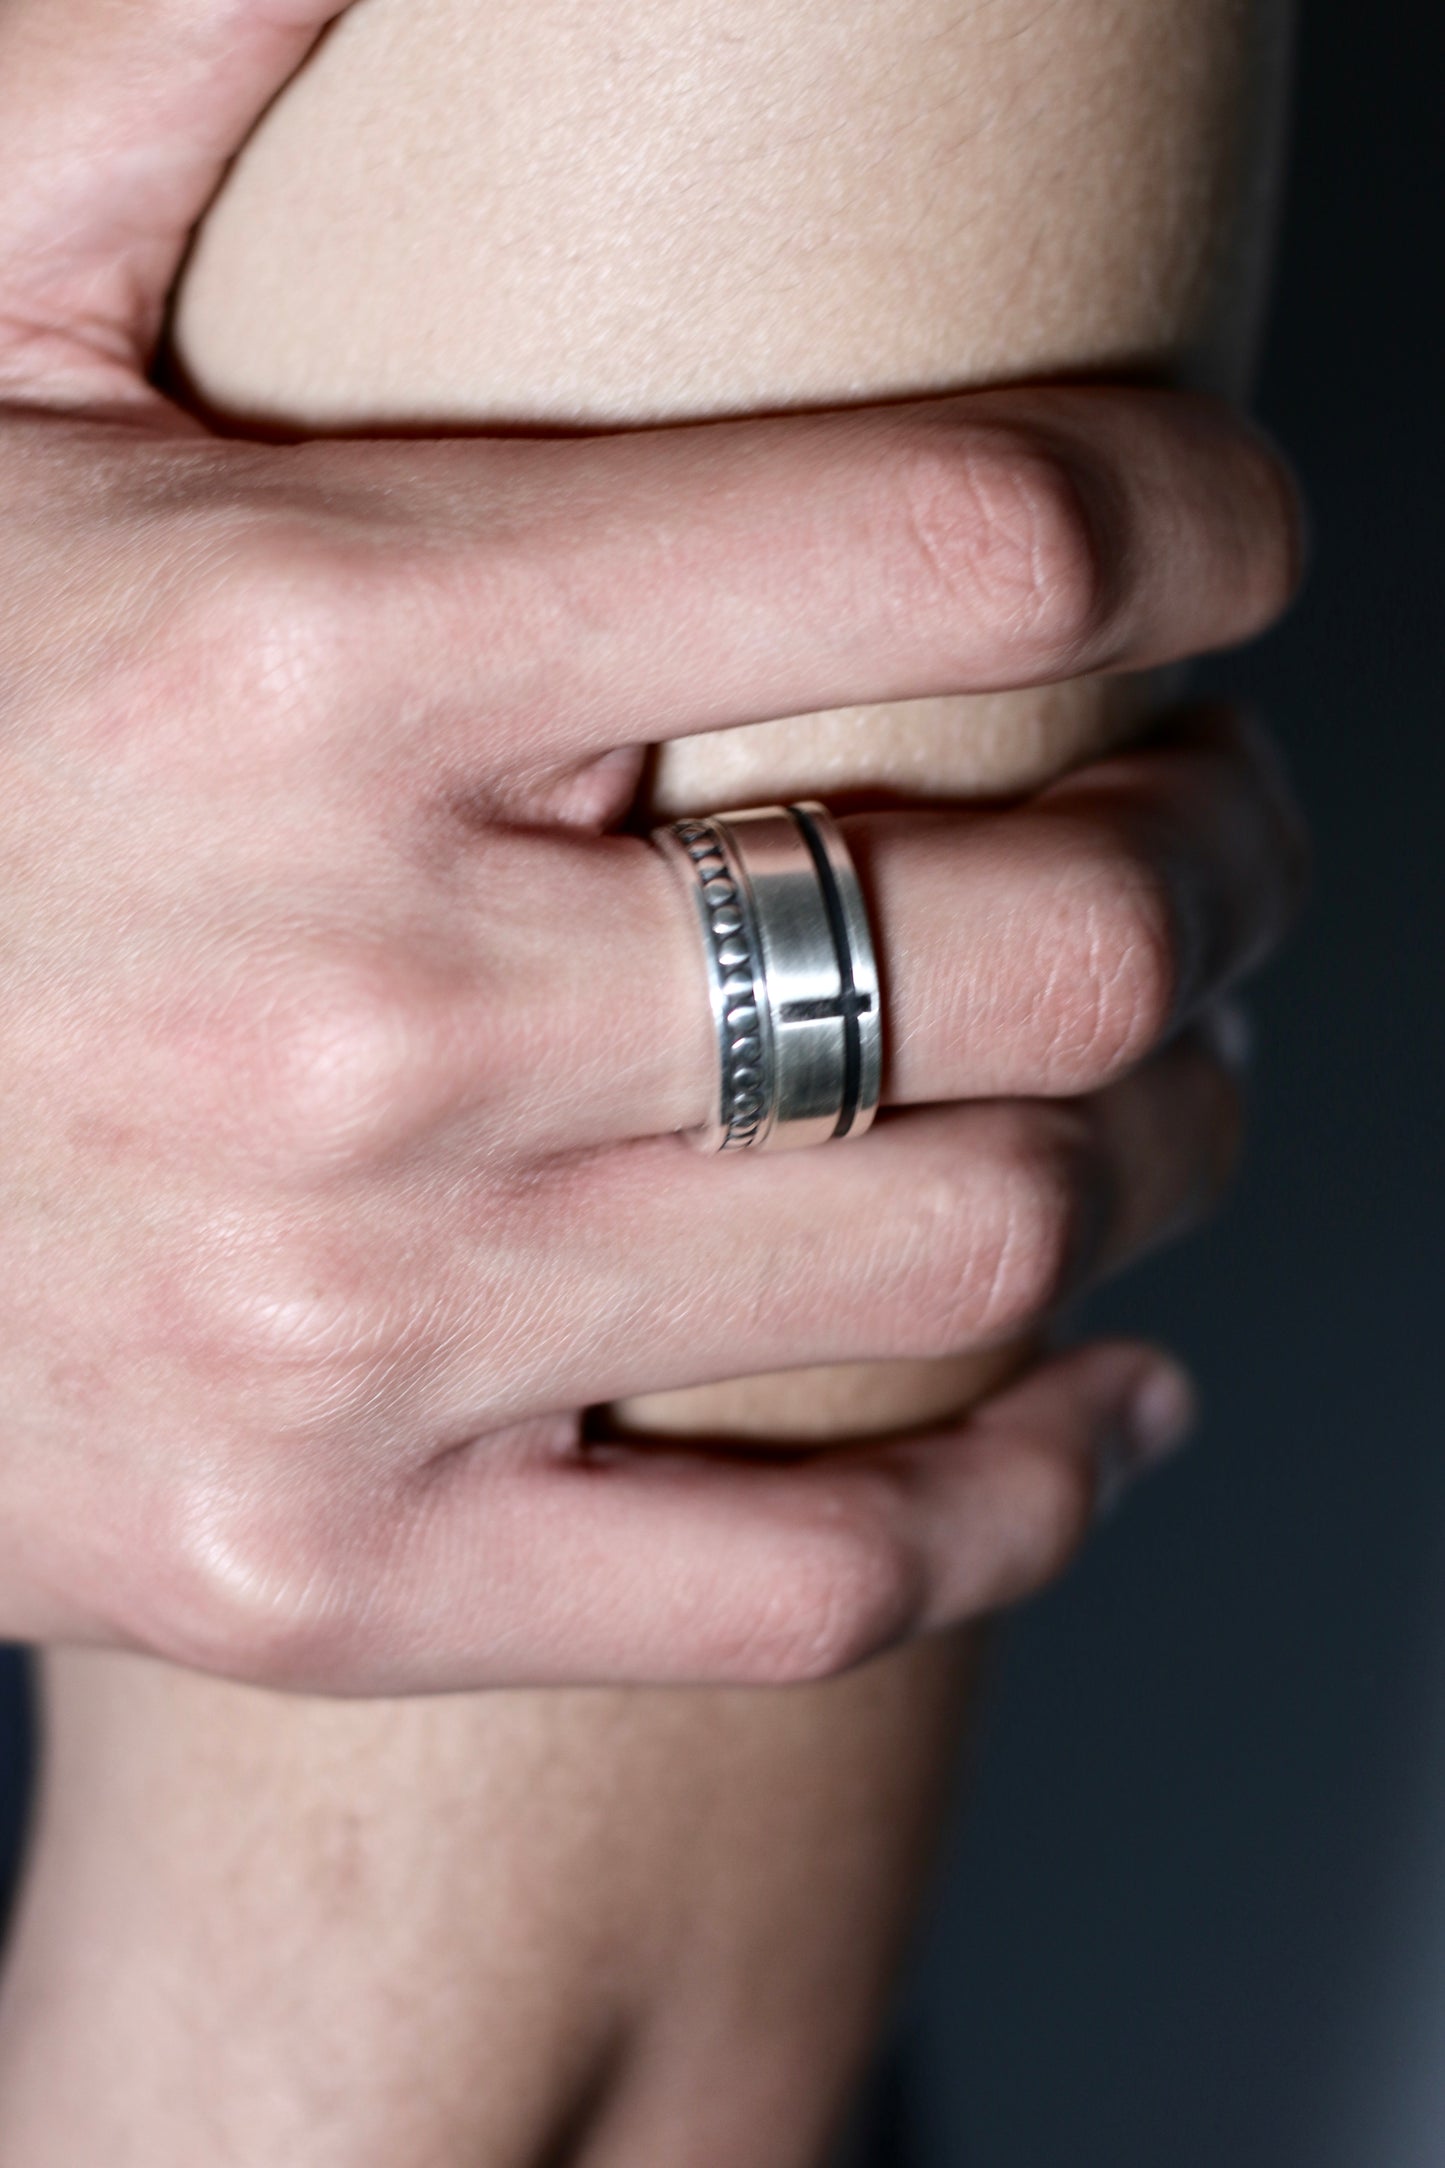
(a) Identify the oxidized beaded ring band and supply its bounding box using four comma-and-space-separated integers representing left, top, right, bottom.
650, 801, 883, 1152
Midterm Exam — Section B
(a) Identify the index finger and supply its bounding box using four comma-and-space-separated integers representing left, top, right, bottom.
0, 0, 349, 392
304, 384, 1301, 766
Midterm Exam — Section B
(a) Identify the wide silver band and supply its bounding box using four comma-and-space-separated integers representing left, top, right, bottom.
652, 801, 883, 1152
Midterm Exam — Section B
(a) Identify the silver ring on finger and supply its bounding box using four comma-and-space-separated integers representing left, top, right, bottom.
651, 801, 883, 1152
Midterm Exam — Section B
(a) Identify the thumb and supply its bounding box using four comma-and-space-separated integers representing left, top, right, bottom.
0, 0, 350, 394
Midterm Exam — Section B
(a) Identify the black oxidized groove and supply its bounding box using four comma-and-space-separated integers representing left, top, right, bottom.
787, 804, 862, 1139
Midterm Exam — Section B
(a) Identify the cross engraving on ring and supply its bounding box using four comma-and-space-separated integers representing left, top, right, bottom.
778, 988, 874, 1026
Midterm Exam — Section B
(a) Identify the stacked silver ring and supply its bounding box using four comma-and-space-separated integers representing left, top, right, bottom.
652, 801, 883, 1152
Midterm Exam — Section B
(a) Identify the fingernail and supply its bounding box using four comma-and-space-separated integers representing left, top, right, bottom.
1125, 1361, 1197, 1465
1201, 998, 1253, 1074
1095, 1361, 1196, 1522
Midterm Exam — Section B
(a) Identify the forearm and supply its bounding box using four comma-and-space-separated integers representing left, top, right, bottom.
0, 5, 1292, 2163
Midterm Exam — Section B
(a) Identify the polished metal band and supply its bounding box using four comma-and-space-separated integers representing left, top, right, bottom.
652, 801, 883, 1152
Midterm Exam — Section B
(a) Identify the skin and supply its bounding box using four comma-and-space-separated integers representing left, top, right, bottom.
0, 1, 1299, 2162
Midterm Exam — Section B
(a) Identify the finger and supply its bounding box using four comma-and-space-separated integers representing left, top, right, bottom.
423, 1031, 1240, 1429
265, 384, 1300, 770
847, 704, 1309, 1104
163, 1340, 1194, 1691
0, 0, 348, 388
440, 707, 1299, 1153
411, 1341, 1196, 1688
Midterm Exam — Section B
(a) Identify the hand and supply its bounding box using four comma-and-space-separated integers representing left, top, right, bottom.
0, 0, 1303, 1691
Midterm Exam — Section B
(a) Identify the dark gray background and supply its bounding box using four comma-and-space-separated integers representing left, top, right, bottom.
1, 3, 1441, 2160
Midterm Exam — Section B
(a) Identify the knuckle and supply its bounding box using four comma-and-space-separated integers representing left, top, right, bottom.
185, 525, 358, 751
245, 958, 434, 1172
887, 423, 1110, 670
166, 1214, 405, 1432
145, 1480, 364, 1690
1046, 847, 1182, 1087
52, 493, 371, 775
719, 1485, 920, 1685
